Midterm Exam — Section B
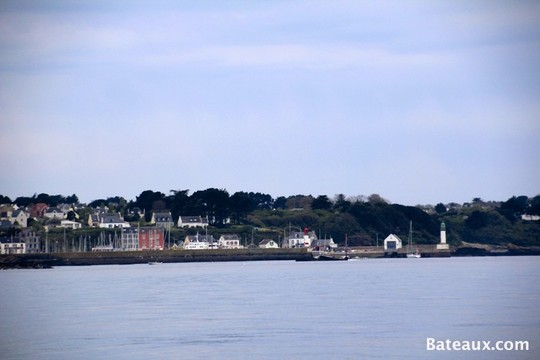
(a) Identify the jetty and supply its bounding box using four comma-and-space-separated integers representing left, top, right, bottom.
0, 248, 312, 269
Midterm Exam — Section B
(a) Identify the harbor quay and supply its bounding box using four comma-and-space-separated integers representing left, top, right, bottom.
0, 248, 312, 268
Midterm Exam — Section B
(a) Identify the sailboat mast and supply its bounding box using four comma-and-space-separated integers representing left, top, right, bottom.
408, 220, 412, 253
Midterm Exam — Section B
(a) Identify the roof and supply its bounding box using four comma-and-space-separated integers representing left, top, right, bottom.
259, 239, 276, 245
12, 209, 27, 217
384, 234, 403, 242
0, 205, 15, 212
220, 234, 240, 240
31, 203, 48, 209
154, 211, 172, 216
180, 216, 206, 223
154, 212, 173, 221
101, 214, 125, 223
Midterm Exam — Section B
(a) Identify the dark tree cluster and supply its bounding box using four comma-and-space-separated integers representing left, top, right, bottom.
12, 193, 79, 207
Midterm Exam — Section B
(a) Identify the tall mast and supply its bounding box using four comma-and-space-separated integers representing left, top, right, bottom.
408, 220, 413, 252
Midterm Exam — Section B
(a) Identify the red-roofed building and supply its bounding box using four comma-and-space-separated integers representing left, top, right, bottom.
30, 203, 49, 218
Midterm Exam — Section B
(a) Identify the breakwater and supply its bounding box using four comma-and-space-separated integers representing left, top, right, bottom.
0, 248, 312, 269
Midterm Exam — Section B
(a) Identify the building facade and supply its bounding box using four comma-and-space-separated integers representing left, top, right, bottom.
218, 234, 241, 249
383, 234, 403, 252
139, 227, 164, 250
0, 238, 26, 254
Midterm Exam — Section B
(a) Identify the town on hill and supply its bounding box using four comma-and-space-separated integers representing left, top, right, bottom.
1, 190, 539, 255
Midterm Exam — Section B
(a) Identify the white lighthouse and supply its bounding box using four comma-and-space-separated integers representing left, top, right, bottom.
437, 221, 449, 250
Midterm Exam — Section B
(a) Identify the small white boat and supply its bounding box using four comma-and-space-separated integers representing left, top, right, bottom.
406, 252, 421, 259
148, 261, 163, 265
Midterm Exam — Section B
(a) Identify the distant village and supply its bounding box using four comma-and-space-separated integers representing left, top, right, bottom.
1, 192, 539, 255
0, 202, 337, 254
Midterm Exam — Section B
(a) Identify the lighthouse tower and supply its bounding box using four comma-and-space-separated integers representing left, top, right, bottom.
437, 222, 449, 250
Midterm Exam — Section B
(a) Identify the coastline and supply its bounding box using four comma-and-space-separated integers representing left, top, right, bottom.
1, 244, 539, 269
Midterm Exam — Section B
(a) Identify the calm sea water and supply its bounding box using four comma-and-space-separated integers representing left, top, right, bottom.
1, 256, 539, 359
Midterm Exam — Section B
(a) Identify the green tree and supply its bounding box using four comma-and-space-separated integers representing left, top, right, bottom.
465, 211, 489, 229
528, 195, 540, 215
136, 190, 166, 212
499, 195, 529, 221
435, 203, 447, 214
14, 195, 35, 207
320, 213, 360, 245
230, 192, 256, 224
368, 194, 388, 205
65, 194, 79, 204
285, 195, 313, 210
89, 199, 107, 208
312, 195, 332, 210
168, 189, 190, 220
190, 188, 230, 226
333, 194, 351, 212
274, 196, 287, 209
0, 194, 12, 204
250, 192, 274, 210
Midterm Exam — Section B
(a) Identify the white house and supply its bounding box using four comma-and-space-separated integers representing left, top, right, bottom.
1, 208, 28, 228
152, 211, 174, 228
178, 216, 208, 228
11, 209, 28, 228
60, 220, 82, 230
259, 239, 279, 249
44, 207, 65, 220
98, 213, 130, 229
219, 234, 242, 249
384, 234, 403, 252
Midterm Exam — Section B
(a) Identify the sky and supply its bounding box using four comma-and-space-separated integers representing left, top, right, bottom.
1, 0, 539, 206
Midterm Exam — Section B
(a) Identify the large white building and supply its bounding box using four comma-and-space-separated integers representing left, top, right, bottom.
0, 239, 26, 254
383, 234, 403, 252
121, 228, 140, 251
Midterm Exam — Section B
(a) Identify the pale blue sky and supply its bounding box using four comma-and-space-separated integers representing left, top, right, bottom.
1, 1, 539, 205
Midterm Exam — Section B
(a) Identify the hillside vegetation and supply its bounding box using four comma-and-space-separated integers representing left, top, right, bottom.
2, 191, 539, 248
